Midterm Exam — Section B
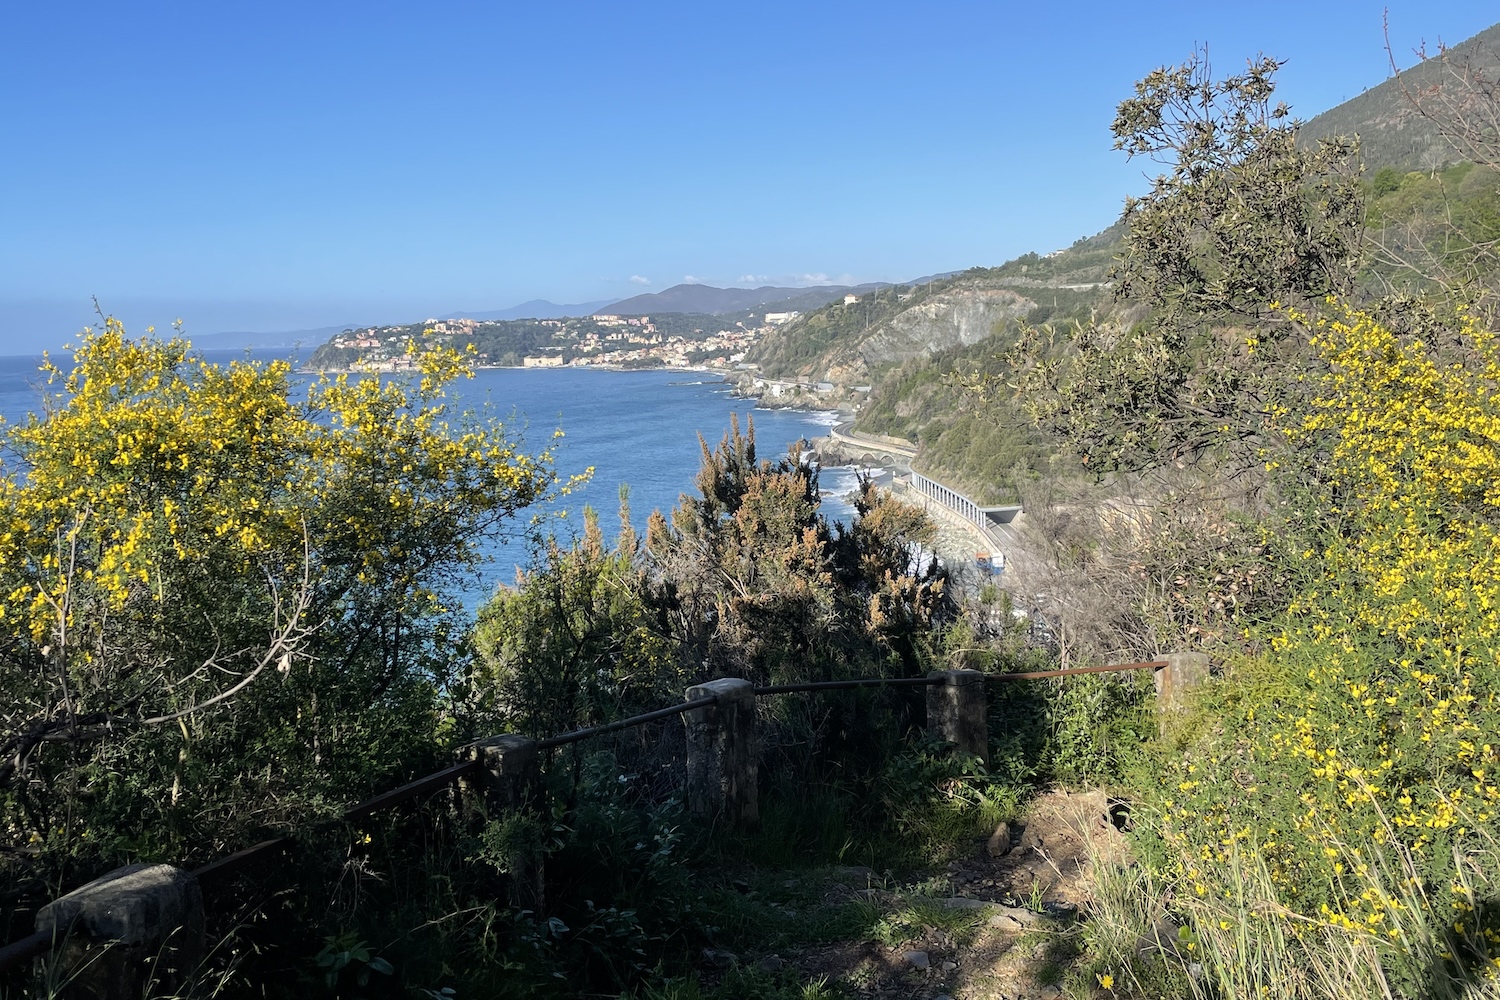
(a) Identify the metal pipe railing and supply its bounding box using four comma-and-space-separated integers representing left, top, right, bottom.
189, 758, 486, 885
537, 697, 716, 750
987, 660, 1167, 681
0, 930, 52, 976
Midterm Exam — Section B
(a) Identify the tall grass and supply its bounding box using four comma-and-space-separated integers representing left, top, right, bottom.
1084, 818, 1500, 999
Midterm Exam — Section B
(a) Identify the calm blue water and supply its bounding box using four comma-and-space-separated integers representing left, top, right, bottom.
0, 350, 860, 606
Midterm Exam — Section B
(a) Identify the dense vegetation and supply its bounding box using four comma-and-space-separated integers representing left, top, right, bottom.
854, 336, 1049, 504
0, 332, 560, 962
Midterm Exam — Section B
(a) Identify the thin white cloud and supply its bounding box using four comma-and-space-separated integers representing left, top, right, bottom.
629, 275, 651, 285
799, 273, 831, 285
737, 274, 770, 285
682, 275, 703, 284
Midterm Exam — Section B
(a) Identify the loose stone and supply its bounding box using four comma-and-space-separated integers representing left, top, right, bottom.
986, 821, 1012, 856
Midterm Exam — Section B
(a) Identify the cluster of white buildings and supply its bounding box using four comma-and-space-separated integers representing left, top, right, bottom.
551, 323, 759, 369
321, 310, 797, 372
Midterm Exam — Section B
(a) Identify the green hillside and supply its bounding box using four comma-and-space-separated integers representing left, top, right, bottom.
854, 334, 1051, 504
747, 282, 924, 377
1301, 22, 1500, 171
755, 20, 1500, 397
748, 23, 1500, 506
748, 246, 1115, 385
745, 241, 1116, 503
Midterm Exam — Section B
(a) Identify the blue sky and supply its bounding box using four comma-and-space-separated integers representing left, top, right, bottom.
2, 1, 1496, 351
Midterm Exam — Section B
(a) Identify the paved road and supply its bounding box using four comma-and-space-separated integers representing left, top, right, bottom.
824, 422, 1014, 591
829, 421, 917, 462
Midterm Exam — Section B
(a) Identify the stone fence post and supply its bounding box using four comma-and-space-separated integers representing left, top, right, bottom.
685, 678, 757, 825
457, 734, 544, 910
926, 669, 989, 766
458, 734, 540, 814
1154, 652, 1209, 713
34, 863, 204, 1000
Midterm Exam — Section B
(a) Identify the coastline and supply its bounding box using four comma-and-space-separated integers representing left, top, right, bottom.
296, 359, 858, 416
292, 359, 862, 434
296, 361, 732, 376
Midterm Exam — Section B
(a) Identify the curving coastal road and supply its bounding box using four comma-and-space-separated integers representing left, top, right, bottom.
814, 421, 1022, 592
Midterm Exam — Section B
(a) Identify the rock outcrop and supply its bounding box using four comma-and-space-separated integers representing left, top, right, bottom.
857, 286, 1033, 370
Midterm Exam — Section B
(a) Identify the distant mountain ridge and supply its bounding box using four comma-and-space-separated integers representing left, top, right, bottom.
601, 282, 894, 317
440, 299, 617, 321
196, 279, 972, 350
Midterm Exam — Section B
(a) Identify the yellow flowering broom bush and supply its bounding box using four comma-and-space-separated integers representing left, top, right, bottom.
1154, 302, 1500, 991
0, 321, 557, 868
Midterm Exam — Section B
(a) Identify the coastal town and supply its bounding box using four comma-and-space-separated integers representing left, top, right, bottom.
307, 308, 811, 373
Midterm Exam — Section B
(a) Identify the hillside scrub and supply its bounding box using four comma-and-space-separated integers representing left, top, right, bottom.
471, 416, 955, 784
856, 336, 1051, 505
139, 418, 1114, 999
14, 30, 1500, 1000
1366, 161, 1500, 312
2, 334, 1068, 1000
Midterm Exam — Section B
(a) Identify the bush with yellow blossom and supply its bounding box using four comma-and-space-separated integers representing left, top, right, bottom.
0, 321, 557, 875
1154, 301, 1500, 991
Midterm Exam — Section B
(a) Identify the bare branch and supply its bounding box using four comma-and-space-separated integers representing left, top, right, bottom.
138, 531, 319, 726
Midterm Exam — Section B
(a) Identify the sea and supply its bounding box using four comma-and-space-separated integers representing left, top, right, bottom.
0, 349, 861, 608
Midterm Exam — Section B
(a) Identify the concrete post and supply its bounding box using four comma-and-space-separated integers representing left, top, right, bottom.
458, 734, 540, 814
1154, 652, 1210, 712
457, 735, 544, 910
34, 863, 204, 1000
926, 669, 989, 766
685, 678, 757, 825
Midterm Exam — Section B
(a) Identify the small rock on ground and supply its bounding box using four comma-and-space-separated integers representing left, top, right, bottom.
938, 896, 990, 910
987, 907, 1042, 929
986, 822, 1012, 857
701, 947, 736, 969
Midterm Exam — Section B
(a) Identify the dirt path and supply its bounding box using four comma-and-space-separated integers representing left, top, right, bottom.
695, 790, 1129, 999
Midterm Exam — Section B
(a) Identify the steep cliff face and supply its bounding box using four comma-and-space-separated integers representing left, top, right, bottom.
859, 286, 1034, 368
751, 270, 1037, 384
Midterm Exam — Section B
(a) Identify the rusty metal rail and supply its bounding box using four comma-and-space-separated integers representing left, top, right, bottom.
0, 658, 1167, 973
988, 660, 1167, 681
1, 758, 490, 975
343, 759, 481, 824
537, 696, 716, 750
188, 758, 486, 885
